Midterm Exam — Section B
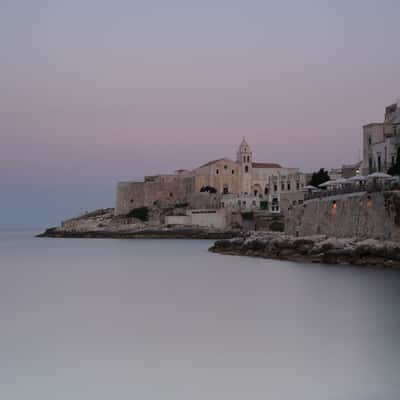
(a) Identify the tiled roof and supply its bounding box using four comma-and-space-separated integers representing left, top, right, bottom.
252, 162, 282, 169
196, 158, 233, 169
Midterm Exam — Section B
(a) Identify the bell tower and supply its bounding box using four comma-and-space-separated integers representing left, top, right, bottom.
237, 138, 252, 194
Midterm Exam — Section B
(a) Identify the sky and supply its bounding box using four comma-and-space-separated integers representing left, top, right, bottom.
1, 0, 399, 228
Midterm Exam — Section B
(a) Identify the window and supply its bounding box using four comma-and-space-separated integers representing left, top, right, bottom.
281, 183, 285, 191
247, 156, 250, 162
232, 170, 235, 174
254, 190, 258, 196
224, 165, 228, 170
271, 198, 279, 212
287, 183, 291, 191
130, 199, 134, 203
296, 182, 300, 190
221, 202, 225, 208
245, 166, 249, 173
264, 187, 269, 195
223, 186, 229, 194
216, 169, 219, 174
392, 156, 395, 166
274, 184, 277, 192
169, 193, 173, 197
243, 156, 246, 163
378, 156, 381, 172
252, 200, 256, 206
368, 136, 372, 145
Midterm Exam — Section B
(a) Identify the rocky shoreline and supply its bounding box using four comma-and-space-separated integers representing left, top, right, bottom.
37, 226, 242, 240
36, 207, 243, 240
209, 232, 400, 268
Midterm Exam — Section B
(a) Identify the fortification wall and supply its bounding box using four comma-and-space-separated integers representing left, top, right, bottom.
285, 191, 400, 241
115, 182, 146, 216
115, 176, 199, 216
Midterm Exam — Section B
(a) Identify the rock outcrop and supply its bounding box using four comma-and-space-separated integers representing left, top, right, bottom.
209, 232, 400, 268
37, 208, 242, 240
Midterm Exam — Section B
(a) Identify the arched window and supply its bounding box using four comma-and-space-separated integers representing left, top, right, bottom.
247, 156, 250, 162
264, 187, 269, 195
245, 165, 249, 173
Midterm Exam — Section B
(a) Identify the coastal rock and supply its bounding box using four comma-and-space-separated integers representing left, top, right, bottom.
37, 207, 245, 240
209, 232, 400, 269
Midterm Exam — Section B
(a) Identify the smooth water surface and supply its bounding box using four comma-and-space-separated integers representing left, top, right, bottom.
1, 232, 400, 399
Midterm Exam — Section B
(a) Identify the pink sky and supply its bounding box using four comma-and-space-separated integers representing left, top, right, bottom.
1, 1, 399, 186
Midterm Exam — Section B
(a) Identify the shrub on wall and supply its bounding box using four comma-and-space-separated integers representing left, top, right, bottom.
200, 186, 217, 194
175, 202, 189, 208
127, 207, 149, 221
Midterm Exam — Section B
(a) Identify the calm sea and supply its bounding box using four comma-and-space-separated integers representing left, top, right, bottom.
1, 231, 400, 399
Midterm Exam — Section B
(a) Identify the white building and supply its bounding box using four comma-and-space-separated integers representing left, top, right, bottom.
362, 101, 400, 175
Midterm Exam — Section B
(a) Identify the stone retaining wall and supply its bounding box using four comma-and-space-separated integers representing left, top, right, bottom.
285, 191, 400, 241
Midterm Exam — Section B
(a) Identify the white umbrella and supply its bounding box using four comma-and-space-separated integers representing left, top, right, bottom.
331, 178, 348, 185
318, 180, 334, 188
347, 175, 367, 182
301, 185, 319, 191
367, 172, 392, 180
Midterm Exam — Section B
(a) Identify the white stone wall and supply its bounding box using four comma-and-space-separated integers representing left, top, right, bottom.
164, 215, 191, 225
165, 209, 227, 229
188, 209, 227, 229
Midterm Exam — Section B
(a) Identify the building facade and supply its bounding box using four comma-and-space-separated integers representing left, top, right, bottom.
362, 101, 400, 175
115, 139, 307, 215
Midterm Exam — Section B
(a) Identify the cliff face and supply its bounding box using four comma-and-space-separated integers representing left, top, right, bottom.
285, 191, 400, 241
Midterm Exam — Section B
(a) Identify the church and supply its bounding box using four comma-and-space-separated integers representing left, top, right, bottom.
115, 139, 307, 216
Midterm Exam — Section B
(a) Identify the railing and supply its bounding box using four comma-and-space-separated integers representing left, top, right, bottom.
304, 181, 400, 201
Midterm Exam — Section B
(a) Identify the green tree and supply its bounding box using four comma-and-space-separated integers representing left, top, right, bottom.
200, 186, 217, 194
388, 147, 400, 176
308, 168, 330, 187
